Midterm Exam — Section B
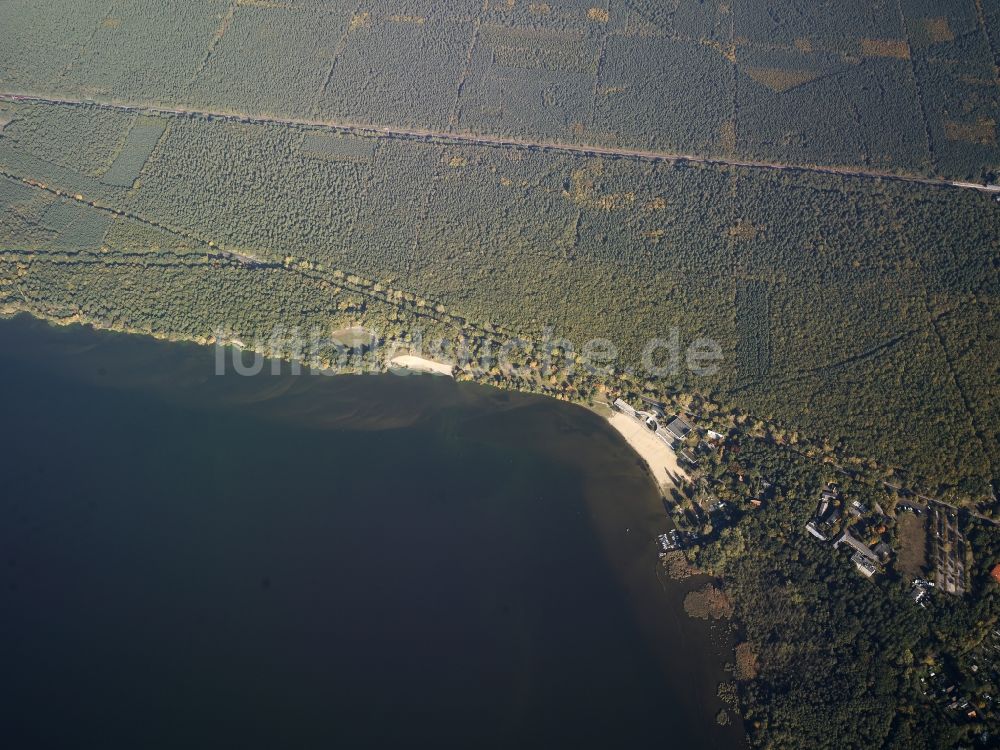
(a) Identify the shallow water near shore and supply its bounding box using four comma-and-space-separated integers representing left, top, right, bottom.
0, 314, 745, 749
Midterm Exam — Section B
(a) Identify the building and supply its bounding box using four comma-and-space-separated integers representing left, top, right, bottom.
834, 529, 881, 576
678, 449, 698, 468
806, 488, 842, 543
806, 521, 830, 541
852, 552, 878, 578
849, 500, 869, 517
991, 564, 1000, 585
613, 398, 636, 418
639, 396, 666, 417
664, 416, 692, 442
817, 497, 831, 519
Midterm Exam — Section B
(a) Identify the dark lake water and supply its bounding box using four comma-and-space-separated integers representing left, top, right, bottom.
0, 315, 745, 749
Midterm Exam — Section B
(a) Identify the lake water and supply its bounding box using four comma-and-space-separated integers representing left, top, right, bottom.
0, 315, 745, 749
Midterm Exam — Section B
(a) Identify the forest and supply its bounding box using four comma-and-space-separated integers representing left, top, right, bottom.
0, 96, 995, 504
0, 0, 997, 179
0, 4, 999, 746
689, 434, 1000, 748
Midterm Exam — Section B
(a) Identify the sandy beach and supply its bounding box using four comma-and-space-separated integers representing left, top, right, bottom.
607, 412, 688, 491
387, 354, 454, 377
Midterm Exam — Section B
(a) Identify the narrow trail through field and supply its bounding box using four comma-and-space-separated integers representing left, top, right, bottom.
3, 92, 1000, 196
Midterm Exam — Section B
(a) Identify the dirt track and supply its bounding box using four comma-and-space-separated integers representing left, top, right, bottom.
3, 91, 999, 196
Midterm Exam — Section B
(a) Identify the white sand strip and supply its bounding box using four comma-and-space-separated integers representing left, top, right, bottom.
388, 355, 454, 377
607, 412, 688, 490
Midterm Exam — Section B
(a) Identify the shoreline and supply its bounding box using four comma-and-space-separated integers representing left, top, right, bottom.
4, 308, 684, 499
0, 311, 747, 749
4, 306, 981, 514
387, 354, 454, 377
605, 411, 689, 493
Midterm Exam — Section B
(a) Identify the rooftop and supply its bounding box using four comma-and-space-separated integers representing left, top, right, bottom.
852, 552, 878, 578
664, 416, 692, 441
834, 529, 880, 565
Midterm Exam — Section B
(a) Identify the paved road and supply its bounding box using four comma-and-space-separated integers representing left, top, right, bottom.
3, 91, 1000, 196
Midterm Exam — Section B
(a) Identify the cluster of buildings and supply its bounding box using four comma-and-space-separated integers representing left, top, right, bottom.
916, 626, 1000, 733
921, 666, 977, 719
611, 397, 730, 479
920, 654, 996, 725
610, 397, 710, 554
613, 398, 692, 450
805, 484, 842, 541
833, 527, 892, 578
969, 627, 1000, 707
805, 483, 893, 578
